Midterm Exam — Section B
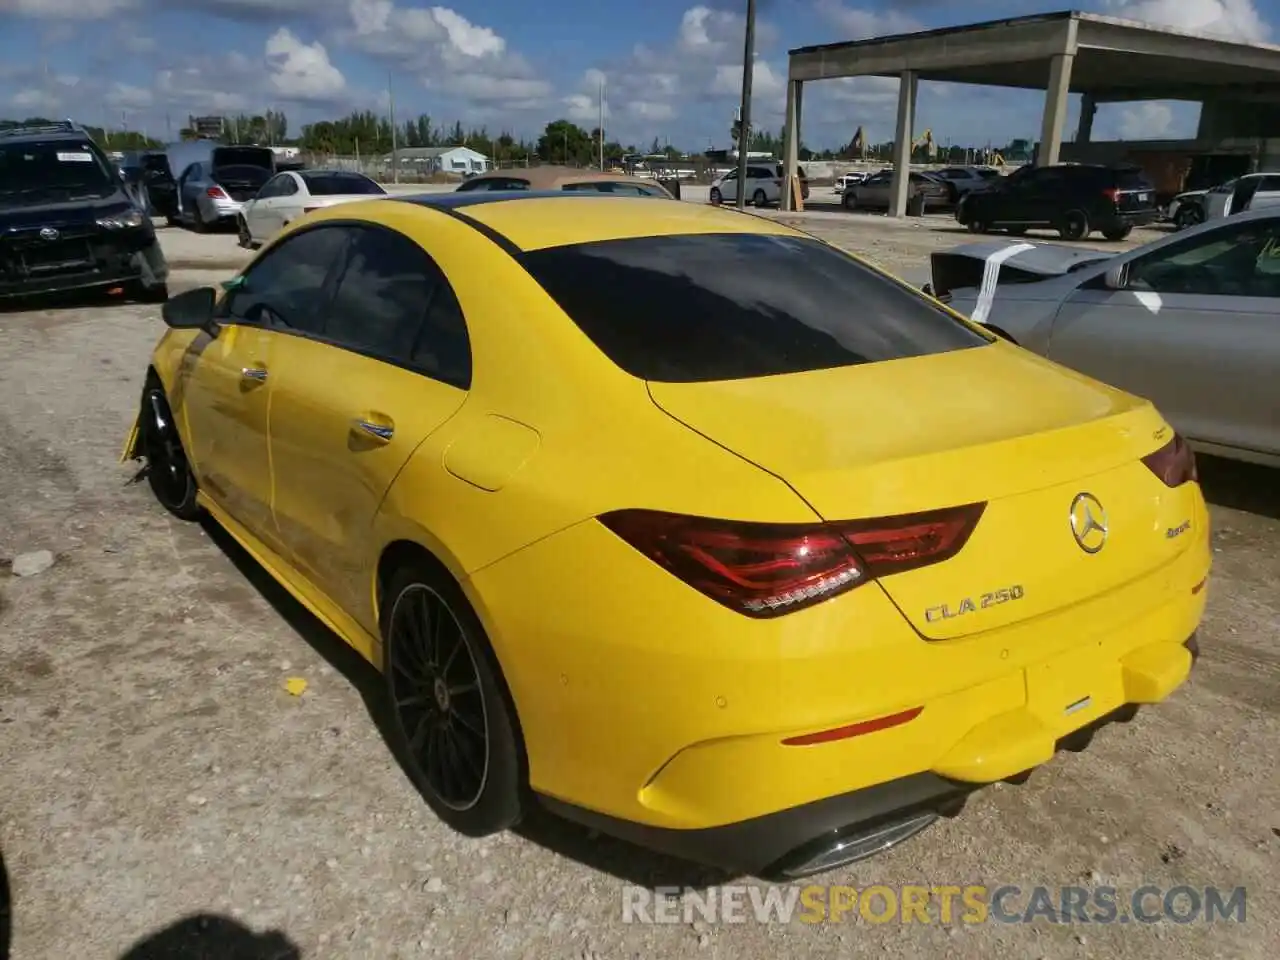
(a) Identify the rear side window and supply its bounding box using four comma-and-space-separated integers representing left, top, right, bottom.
302, 173, 385, 196
521, 233, 990, 382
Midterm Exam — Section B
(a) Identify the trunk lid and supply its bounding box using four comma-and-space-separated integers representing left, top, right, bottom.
647, 343, 1200, 640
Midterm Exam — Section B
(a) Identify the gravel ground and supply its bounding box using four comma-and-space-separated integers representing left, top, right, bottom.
0, 214, 1276, 960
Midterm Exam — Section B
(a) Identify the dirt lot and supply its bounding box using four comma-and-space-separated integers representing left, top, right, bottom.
1, 215, 1277, 960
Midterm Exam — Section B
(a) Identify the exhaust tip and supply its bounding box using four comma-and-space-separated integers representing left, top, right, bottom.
765, 809, 940, 881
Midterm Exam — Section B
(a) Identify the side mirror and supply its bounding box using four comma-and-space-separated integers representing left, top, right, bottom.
161, 286, 217, 329
1103, 264, 1128, 290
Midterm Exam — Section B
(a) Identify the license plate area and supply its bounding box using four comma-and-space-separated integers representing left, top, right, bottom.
1025, 645, 1125, 737
23, 242, 93, 273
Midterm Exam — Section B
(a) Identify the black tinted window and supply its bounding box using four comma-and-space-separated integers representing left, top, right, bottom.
1116, 168, 1153, 189
457, 177, 529, 192
302, 173, 385, 196
522, 233, 989, 382
325, 227, 470, 386
225, 226, 346, 333
412, 282, 472, 388
0, 140, 115, 192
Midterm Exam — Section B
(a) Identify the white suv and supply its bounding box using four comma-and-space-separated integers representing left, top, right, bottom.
710, 164, 808, 207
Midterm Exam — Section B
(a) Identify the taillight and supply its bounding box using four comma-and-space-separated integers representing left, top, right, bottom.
1142, 432, 1198, 487
1102, 187, 1120, 202
599, 503, 986, 618
206, 186, 228, 199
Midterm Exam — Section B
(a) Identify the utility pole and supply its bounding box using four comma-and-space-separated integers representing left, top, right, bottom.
388, 71, 400, 184
598, 79, 605, 170
735, 0, 756, 211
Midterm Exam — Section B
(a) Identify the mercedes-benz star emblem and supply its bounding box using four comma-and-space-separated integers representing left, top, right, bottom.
39, 227, 59, 241
1069, 492, 1108, 554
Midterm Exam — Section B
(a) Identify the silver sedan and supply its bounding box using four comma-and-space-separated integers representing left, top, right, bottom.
926, 208, 1280, 467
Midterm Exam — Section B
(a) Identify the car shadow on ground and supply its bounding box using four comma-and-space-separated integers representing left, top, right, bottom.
116, 914, 301, 959
198, 518, 730, 892
2, 847, 11, 960
1196, 453, 1280, 521
0, 289, 160, 314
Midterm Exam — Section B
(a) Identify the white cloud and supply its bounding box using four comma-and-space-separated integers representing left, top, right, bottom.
1104, 0, 1270, 41
104, 82, 154, 111
814, 1, 923, 39
265, 27, 347, 101
1117, 101, 1174, 138
343, 0, 551, 111
0, 0, 140, 19
565, 5, 787, 146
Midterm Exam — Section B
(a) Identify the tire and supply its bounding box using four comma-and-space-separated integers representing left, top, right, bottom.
381, 561, 525, 837
1174, 207, 1201, 231
190, 202, 208, 234
709, 187, 722, 206
1058, 209, 1090, 241
966, 220, 989, 234
131, 281, 169, 304
237, 216, 253, 248
843, 192, 857, 211
140, 377, 201, 521
1101, 226, 1132, 241
753, 188, 768, 208
165, 215, 181, 228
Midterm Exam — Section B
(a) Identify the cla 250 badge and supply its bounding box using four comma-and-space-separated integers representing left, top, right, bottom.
925, 585, 1025, 623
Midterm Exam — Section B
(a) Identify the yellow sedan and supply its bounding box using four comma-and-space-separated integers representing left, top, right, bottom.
124, 191, 1210, 879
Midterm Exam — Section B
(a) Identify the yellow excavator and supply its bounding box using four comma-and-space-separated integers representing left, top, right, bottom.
912, 128, 936, 161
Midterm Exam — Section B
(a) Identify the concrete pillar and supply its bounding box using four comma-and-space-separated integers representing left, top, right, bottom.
889, 70, 917, 218
1076, 93, 1096, 144
781, 79, 802, 211
1037, 53, 1074, 166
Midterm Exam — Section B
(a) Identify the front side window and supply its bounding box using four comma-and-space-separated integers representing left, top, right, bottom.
521, 233, 990, 383
1127, 217, 1280, 298
324, 226, 472, 386
223, 226, 347, 333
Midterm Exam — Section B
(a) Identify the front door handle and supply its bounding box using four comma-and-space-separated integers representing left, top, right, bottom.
241, 367, 268, 382
352, 419, 394, 442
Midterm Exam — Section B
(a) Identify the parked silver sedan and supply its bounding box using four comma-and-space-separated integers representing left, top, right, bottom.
925, 207, 1280, 467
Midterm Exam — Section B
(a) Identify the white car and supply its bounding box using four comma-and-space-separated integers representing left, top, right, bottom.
709, 163, 807, 207
237, 170, 388, 248
1164, 188, 1208, 230
834, 171, 872, 195
1202, 172, 1280, 221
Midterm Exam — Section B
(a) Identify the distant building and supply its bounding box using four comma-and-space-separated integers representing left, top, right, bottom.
389, 145, 489, 175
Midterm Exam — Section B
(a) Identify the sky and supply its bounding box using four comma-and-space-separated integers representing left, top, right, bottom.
0, 0, 1274, 151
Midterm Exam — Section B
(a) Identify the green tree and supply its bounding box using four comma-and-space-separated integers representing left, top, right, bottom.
537, 120, 592, 165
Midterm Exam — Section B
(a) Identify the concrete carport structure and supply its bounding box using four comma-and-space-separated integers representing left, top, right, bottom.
780, 10, 1280, 214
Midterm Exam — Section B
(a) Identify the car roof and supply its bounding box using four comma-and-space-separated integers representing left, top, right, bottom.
381, 191, 803, 252
0, 126, 96, 146
462, 165, 657, 190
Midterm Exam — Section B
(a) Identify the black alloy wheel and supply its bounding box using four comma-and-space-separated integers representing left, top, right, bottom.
382, 565, 524, 835
141, 381, 200, 520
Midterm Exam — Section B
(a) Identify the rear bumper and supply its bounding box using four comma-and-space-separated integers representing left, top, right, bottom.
1108, 210, 1159, 228
0, 235, 168, 299
540, 634, 1196, 878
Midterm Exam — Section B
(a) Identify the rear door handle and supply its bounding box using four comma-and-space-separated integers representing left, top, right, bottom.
241, 367, 268, 382
352, 419, 394, 442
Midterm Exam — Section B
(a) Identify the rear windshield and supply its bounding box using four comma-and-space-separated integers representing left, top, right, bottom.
213, 146, 274, 170
301, 172, 385, 196
521, 233, 990, 382
1116, 168, 1154, 190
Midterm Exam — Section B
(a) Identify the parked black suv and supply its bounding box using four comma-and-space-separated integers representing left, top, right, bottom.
118, 149, 179, 222
954, 163, 1158, 241
0, 121, 168, 301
